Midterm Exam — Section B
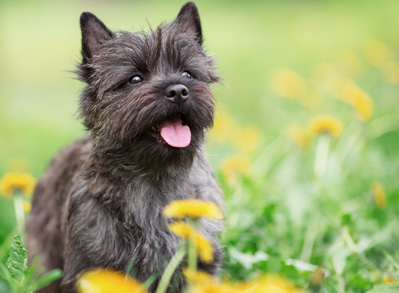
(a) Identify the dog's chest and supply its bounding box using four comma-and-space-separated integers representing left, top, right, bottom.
121, 179, 193, 278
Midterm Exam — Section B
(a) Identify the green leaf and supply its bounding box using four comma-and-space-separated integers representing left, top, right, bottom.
5, 236, 27, 285
0, 278, 11, 293
126, 257, 136, 278
0, 262, 11, 284
142, 273, 159, 290
32, 269, 62, 290
367, 284, 399, 293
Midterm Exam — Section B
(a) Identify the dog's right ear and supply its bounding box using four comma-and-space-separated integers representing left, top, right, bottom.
175, 2, 203, 45
80, 12, 115, 64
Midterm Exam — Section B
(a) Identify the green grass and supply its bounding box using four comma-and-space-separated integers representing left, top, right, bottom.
1, 0, 399, 291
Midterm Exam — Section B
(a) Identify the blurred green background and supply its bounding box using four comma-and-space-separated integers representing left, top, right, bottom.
1, 0, 399, 291
1, 0, 398, 176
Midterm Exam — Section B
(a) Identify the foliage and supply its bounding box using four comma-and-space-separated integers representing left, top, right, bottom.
5, 235, 27, 287
0, 236, 61, 293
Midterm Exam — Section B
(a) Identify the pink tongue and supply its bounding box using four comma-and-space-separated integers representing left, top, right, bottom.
160, 117, 191, 148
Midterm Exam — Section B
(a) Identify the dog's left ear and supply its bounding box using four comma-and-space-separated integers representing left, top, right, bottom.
80, 12, 115, 64
175, 2, 203, 45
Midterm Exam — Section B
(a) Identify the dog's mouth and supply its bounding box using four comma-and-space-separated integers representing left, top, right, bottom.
146, 113, 191, 148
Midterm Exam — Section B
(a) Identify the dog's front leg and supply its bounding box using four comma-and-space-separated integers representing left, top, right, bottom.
60, 244, 93, 293
60, 195, 99, 293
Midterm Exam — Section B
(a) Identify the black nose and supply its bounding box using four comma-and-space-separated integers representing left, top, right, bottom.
164, 84, 189, 104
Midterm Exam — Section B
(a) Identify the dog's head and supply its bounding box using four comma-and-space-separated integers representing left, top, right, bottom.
77, 2, 219, 174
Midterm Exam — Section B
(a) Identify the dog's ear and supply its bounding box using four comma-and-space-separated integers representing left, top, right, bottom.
175, 2, 202, 45
80, 12, 115, 64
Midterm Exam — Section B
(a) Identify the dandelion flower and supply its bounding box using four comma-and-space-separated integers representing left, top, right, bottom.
184, 268, 215, 283
168, 221, 193, 238
349, 89, 374, 122
6, 158, 29, 172
284, 124, 311, 149
184, 270, 302, 293
184, 269, 236, 293
236, 274, 303, 293
337, 50, 364, 77
220, 155, 251, 187
334, 79, 374, 122
364, 38, 394, 69
23, 200, 32, 213
381, 61, 399, 85
270, 69, 306, 99
169, 222, 214, 263
371, 182, 386, 209
163, 199, 223, 220
209, 111, 238, 143
309, 115, 344, 138
77, 269, 147, 293
195, 233, 214, 263
383, 275, 397, 285
234, 126, 261, 155
0, 172, 36, 197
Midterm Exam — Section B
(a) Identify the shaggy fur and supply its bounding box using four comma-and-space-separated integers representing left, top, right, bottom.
26, 2, 224, 292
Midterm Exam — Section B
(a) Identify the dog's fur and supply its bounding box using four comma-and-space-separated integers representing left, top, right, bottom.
26, 2, 224, 292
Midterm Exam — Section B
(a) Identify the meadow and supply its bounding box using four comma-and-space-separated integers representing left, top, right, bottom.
1, 0, 399, 291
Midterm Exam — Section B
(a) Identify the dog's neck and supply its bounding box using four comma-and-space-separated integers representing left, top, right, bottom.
88, 141, 198, 182
82, 141, 202, 233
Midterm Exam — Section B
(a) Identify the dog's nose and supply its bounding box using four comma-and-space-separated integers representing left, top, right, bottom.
164, 84, 189, 104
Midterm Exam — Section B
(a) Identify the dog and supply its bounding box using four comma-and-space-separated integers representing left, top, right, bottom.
26, 2, 224, 292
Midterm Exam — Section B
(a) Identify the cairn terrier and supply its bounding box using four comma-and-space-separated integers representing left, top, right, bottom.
26, 2, 224, 292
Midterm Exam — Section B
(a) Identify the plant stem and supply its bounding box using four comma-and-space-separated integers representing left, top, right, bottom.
187, 219, 198, 272
13, 192, 25, 242
341, 226, 358, 253
155, 245, 186, 293
188, 232, 197, 272
314, 133, 330, 178
300, 220, 316, 263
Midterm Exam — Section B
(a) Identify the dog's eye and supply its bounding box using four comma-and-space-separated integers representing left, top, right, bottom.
129, 75, 143, 84
182, 71, 192, 79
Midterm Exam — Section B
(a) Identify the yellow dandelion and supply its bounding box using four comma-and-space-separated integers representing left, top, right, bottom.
184, 269, 237, 293
195, 233, 213, 263
333, 79, 374, 122
163, 199, 223, 220
6, 158, 29, 172
169, 221, 193, 238
371, 182, 386, 209
184, 268, 215, 283
184, 270, 302, 293
364, 38, 394, 69
383, 275, 398, 285
209, 111, 238, 143
309, 115, 344, 138
238, 274, 303, 293
349, 89, 374, 122
169, 222, 214, 263
188, 279, 235, 293
0, 172, 36, 197
234, 126, 262, 155
312, 62, 336, 80
270, 69, 306, 99
220, 155, 251, 187
299, 90, 322, 110
23, 200, 32, 213
77, 269, 147, 293
381, 61, 399, 85
284, 124, 311, 149
337, 50, 364, 77
321, 72, 343, 94
331, 75, 353, 102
